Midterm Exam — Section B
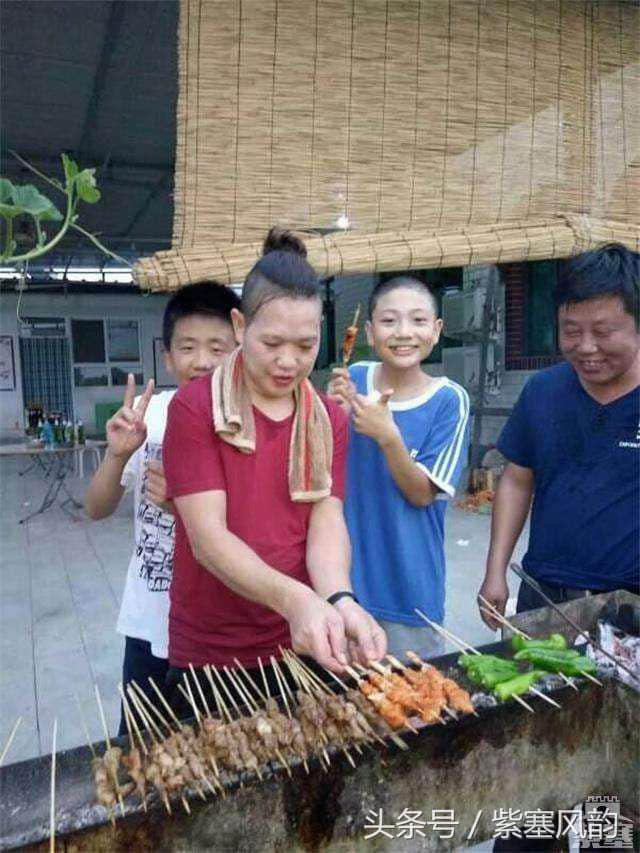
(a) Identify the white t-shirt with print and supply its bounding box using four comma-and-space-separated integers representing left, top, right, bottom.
116, 389, 177, 658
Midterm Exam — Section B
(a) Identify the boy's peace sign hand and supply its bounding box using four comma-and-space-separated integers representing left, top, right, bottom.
105, 373, 155, 460
351, 390, 399, 446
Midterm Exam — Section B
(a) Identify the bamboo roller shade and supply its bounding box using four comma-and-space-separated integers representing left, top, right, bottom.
134, 0, 639, 291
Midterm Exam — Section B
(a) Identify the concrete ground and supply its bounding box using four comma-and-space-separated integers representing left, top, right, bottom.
0, 455, 526, 767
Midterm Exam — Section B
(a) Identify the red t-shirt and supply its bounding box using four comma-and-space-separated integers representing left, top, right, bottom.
162, 375, 348, 668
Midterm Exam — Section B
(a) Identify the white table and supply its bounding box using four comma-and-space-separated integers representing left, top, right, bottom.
0, 440, 106, 523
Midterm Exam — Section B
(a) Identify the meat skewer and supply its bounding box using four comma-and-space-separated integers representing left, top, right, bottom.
95, 683, 127, 816
129, 685, 194, 813
346, 665, 418, 732
414, 610, 535, 714
117, 686, 173, 816
362, 664, 446, 726
288, 658, 359, 767
118, 684, 147, 810
384, 655, 457, 719
224, 665, 293, 777
403, 652, 479, 716
342, 304, 361, 366
293, 652, 403, 750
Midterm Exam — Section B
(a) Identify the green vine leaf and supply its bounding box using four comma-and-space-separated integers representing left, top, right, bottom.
75, 168, 101, 204
11, 184, 62, 220
0, 178, 24, 218
61, 153, 79, 185
0, 178, 14, 203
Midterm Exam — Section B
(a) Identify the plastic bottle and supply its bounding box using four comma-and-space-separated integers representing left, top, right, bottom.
37, 419, 44, 441
77, 419, 85, 445
66, 420, 75, 446
42, 419, 54, 449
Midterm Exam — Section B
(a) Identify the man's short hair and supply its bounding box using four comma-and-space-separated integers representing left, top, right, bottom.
162, 281, 240, 349
368, 275, 439, 320
555, 243, 639, 327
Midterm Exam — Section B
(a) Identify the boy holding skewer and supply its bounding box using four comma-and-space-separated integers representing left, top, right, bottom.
161, 227, 385, 705
329, 276, 470, 660
84, 283, 240, 734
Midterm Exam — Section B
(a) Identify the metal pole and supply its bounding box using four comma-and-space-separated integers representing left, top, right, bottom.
469, 269, 498, 471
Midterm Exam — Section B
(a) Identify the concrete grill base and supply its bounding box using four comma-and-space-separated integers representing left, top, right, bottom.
1, 651, 638, 853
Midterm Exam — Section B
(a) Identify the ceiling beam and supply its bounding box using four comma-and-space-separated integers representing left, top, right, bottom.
119, 173, 172, 237
75, 1, 128, 162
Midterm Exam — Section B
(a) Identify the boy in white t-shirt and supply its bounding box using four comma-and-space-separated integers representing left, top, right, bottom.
84, 282, 240, 734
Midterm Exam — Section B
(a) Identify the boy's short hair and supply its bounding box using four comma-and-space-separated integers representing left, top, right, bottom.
555, 243, 639, 327
242, 227, 320, 322
162, 281, 240, 349
368, 275, 439, 319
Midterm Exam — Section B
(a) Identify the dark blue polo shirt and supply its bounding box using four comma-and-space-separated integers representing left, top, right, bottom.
498, 362, 639, 591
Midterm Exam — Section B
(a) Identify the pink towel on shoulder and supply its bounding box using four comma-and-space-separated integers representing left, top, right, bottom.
211, 347, 333, 502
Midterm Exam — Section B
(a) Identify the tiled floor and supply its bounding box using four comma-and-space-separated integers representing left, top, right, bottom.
0, 455, 526, 765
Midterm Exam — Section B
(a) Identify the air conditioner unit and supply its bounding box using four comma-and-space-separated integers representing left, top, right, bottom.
442, 344, 496, 388
442, 288, 485, 338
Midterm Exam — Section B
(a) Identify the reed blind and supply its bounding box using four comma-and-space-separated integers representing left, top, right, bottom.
134, 0, 639, 291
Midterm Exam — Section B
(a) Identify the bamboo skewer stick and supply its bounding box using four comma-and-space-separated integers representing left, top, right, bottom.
127, 686, 163, 743
73, 693, 97, 759
270, 656, 292, 720
95, 684, 126, 816
204, 665, 233, 723
224, 667, 258, 713
147, 677, 183, 730
177, 681, 200, 726
118, 686, 147, 756
271, 657, 296, 705
233, 657, 267, 703
0, 717, 22, 767
130, 681, 173, 735
477, 595, 579, 691
258, 657, 270, 700
50, 718, 57, 853
119, 685, 135, 750
117, 685, 147, 813
414, 611, 536, 714
189, 665, 213, 718
210, 665, 241, 717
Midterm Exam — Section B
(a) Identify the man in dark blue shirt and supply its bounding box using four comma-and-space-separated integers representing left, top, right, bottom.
479, 243, 639, 622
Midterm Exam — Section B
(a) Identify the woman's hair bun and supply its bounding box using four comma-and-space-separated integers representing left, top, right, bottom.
262, 226, 307, 258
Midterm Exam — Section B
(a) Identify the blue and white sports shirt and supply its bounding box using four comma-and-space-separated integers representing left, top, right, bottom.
345, 362, 470, 626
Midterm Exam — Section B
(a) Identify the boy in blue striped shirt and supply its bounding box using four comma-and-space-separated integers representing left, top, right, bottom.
329, 277, 470, 659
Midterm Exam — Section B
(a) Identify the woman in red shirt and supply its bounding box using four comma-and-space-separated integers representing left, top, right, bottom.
163, 228, 386, 687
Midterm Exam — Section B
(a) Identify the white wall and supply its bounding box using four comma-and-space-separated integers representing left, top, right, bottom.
0, 290, 171, 436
